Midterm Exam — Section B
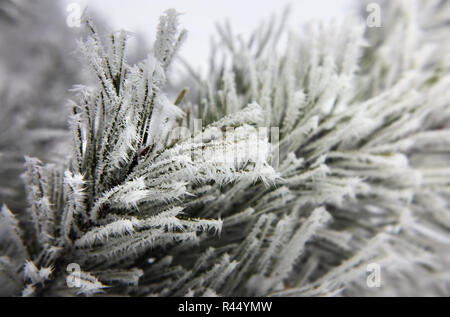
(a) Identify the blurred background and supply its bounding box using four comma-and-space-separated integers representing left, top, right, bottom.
0, 0, 354, 220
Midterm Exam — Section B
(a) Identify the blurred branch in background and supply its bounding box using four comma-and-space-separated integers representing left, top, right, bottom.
0, 0, 86, 212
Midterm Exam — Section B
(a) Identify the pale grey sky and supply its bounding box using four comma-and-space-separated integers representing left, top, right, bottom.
62, 0, 356, 71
